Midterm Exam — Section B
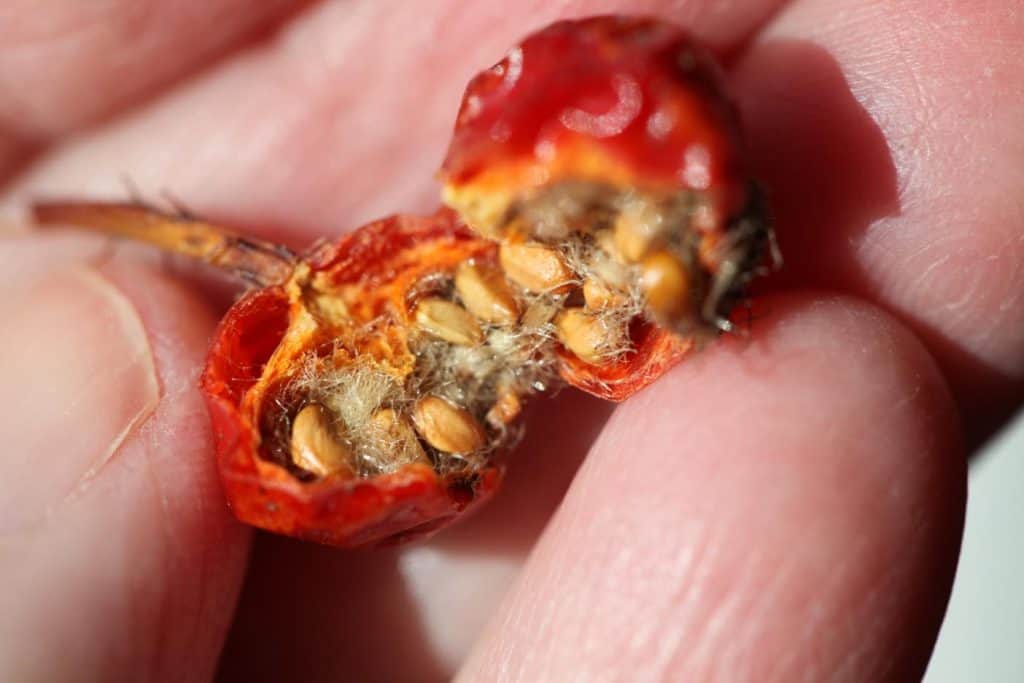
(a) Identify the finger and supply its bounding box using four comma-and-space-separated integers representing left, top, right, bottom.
731, 1, 1024, 444
0, 0, 300, 145
0, 237, 249, 680
459, 293, 965, 681
1, 0, 786, 235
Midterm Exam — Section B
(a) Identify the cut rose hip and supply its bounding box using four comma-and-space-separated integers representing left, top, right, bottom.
441, 15, 769, 346
32, 15, 772, 547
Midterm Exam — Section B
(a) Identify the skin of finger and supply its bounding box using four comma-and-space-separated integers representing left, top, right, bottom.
0, 243, 250, 681
0, 0, 786, 237
731, 0, 1024, 444
0, 0, 301, 141
458, 293, 965, 682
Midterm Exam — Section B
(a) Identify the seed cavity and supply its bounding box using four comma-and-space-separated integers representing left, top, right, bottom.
415, 298, 485, 346
279, 181, 721, 480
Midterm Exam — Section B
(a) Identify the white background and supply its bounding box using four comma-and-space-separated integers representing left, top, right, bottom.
926, 411, 1024, 681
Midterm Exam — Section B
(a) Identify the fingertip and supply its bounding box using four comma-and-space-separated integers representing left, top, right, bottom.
460, 292, 965, 681
0, 266, 159, 532
0, 244, 250, 681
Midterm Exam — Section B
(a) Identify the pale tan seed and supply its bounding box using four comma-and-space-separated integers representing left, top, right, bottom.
455, 261, 520, 324
589, 248, 632, 291
442, 184, 512, 239
582, 278, 627, 310
521, 298, 560, 329
291, 404, 355, 478
499, 242, 574, 293
613, 199, 665, 262
413, 395, 487, 454
486, 389, 522, 428
595, 229, 621, 259
641, 251, 690, 320
368, 408, 429, 466
555, 307, 612, 364
414, 298, 484, 346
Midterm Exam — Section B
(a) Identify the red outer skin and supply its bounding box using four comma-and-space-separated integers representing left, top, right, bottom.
558, 320, 691, 402
200, 213, 503, 547
441, 15, 748, 216
199, 210, 690, 546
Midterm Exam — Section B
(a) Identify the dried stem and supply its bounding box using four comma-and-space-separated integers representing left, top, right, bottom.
32, 201, 296, 286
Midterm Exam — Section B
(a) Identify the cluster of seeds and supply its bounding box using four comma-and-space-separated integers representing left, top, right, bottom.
283, 181, 714, 481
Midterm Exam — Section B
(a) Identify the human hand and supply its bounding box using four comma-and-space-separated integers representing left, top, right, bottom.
1, 1, 1021, 680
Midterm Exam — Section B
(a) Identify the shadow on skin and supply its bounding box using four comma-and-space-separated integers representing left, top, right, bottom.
435, 389, 615, 555
216, 536, 450, 682
735, 40, 1021, 446
735, 39, 901, 292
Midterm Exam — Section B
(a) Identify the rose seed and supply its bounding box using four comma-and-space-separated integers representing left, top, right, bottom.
582, 278, 626, 310
486, 389, 522, 428
291, 404, 355, 478
414, 298, 484, 346
413, 395, 487, 454
613, 199, 664, 262
369, 408, 429, 465
640, 251, 690, 320
556, 307, 614, 364
455, 261, 520, 324
499, 242, 574, 293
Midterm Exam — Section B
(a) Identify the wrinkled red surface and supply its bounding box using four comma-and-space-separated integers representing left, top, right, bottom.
441, 15, 747, 214
199, 215, 503, 547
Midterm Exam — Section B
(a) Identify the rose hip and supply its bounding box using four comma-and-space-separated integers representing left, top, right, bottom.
32, 15, 772, 547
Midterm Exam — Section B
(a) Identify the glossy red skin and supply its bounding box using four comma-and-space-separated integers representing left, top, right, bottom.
199, 210, 691, 546
441, 15, 748, 216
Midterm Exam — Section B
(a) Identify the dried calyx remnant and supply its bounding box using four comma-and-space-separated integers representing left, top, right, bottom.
31, 15, 772, 546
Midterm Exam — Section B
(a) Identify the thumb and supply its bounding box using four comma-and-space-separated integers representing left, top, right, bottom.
0, 239, 250, 680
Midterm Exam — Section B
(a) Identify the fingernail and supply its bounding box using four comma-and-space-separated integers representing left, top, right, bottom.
0, 267, 159, 533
